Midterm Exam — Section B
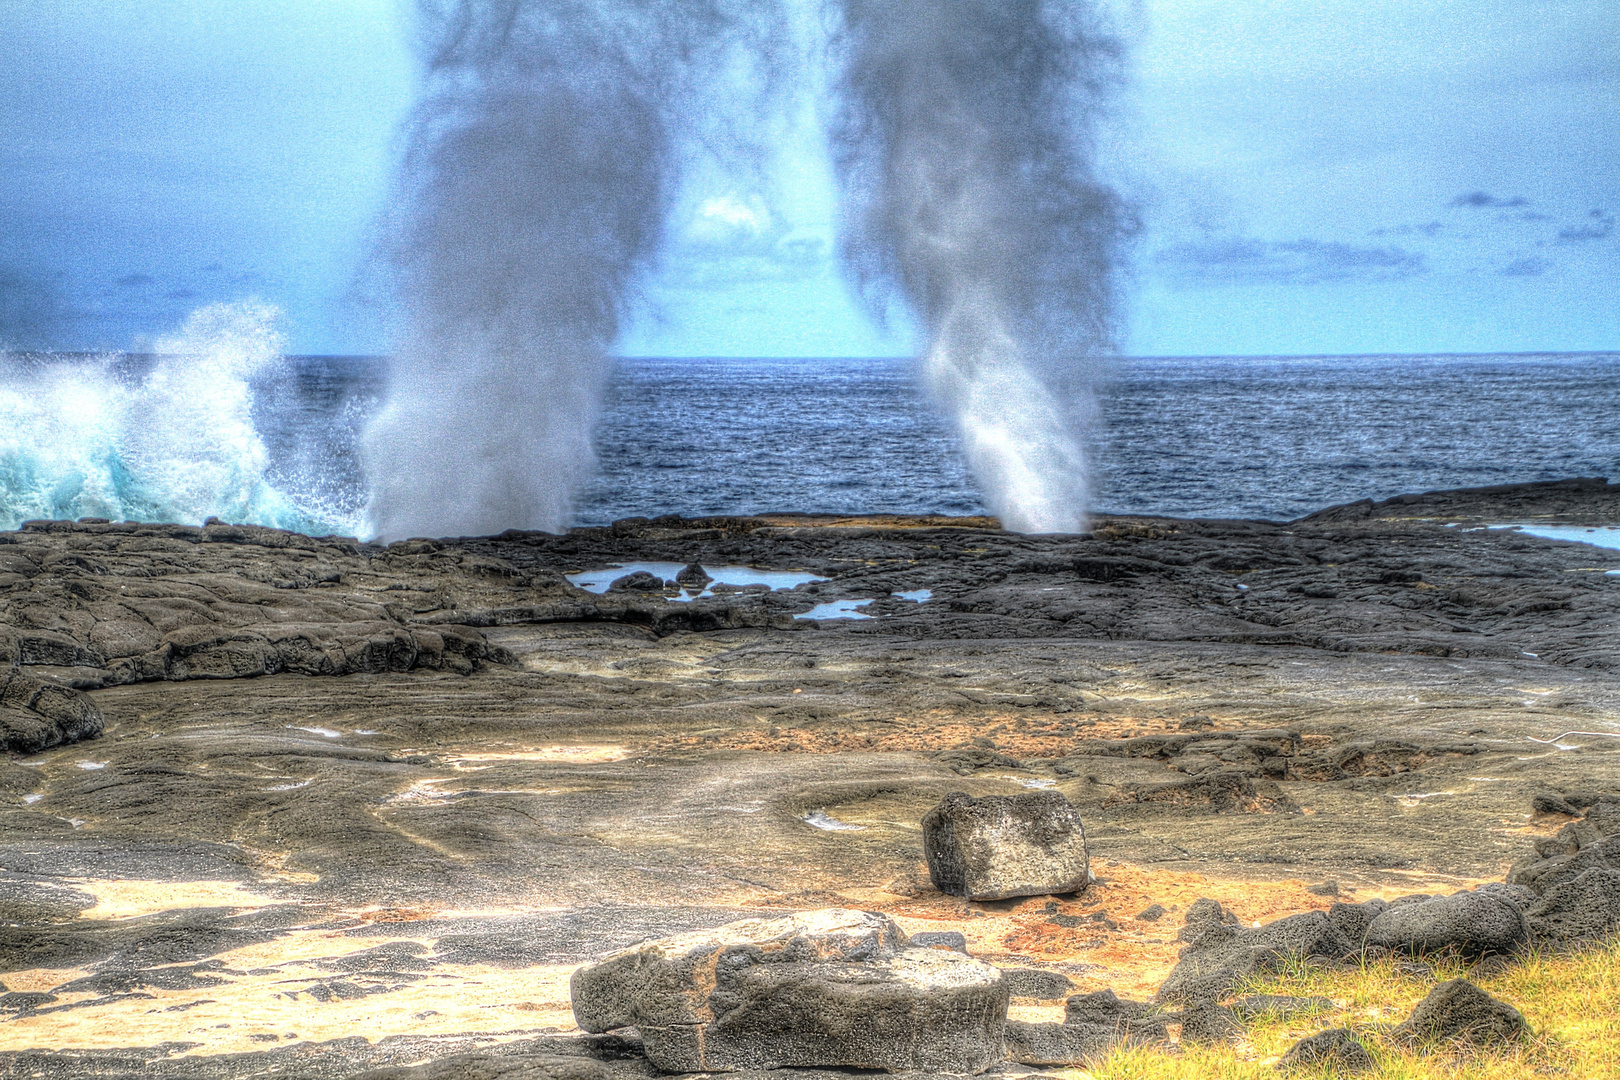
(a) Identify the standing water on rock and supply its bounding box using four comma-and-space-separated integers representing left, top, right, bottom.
0, 351, 1616, 533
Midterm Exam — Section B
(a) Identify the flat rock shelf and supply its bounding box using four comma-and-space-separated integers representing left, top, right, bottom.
0, 479, 1616, 1077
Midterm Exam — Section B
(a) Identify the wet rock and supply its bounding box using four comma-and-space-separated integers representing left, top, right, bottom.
608, 572, 666, 592
1159, 911, 1355, 1004
569, 908, 1008, 1074
1391, 979, 1526, 1046
1000, 967, 1074, 1001
1277, 1028, 1374, 1072
1523, 869, 1620, 942
921, 790, 1089, 901
674, 563, 711, 588
1364, 890, 1528, 956
0, 670, 103, 754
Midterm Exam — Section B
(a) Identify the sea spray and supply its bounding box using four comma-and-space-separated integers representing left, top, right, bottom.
0, 303, 352, 533
830, 0, 1132, 533
363, 1, 785, 542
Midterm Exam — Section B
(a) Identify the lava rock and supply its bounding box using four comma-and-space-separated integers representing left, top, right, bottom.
607, 571, 667, 592
0, 670, 103, 754
1326, 898, 1388, 944
674, 563, 711, 588
1007, 990, 1171, 1065
1364, 890, 1528, 956
1001, 967, 1074, 1001
1392, 979, 1526, 1046
921, 790, 1089, 901
1158, 911, 1355, 1004
1137, 904, 1167, 922
0, 877, 96, 923
1277, 1028, 1374, 1072
908, 931, 967, 953
1524, 868, 1620, 942
569, 908, 1008, 1074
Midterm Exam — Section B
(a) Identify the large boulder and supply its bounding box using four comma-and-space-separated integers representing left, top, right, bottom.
921, 790, 1090, 901
1364, 890, 1528, 956
1391, 979, 1526, 1046
570, 909, 1008, 1074
1524, 868, 1620, 943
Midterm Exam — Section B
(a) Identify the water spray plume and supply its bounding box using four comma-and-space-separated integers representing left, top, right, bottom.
831, 0, 1132, 533
363, 0, 784, 542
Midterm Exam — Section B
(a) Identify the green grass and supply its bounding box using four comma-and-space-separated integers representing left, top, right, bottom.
1048, 939, 1620, 1079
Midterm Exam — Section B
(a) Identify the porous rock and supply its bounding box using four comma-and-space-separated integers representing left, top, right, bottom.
1391, 979, 1526, 1046
1158, 910, 1355, 1004
921, 790, 1089, 901
569, 908, 1008, 1074
1006, 990, 1169, 1066
1000, 967, 1074, 1001
1364, 890, 1528, 956
1523, 868, 1620, 942
0, 878, 97, 924
1326, 898, 1387, 944
1277, 1028, 1374, 1072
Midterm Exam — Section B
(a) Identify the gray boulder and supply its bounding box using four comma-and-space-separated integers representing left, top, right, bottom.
1524, 868, 1620, 942
1364, 891, 1527, 956
1326, 898, 1387, 944
570, 909, 1008, 1074
1277, 1028, 1373, 1072
1392, 979, 1526, 1046
921, 790, 1089, 901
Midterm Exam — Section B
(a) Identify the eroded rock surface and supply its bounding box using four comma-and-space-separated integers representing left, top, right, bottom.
922, 790, 1090, 900
570, 909, 1007, 1074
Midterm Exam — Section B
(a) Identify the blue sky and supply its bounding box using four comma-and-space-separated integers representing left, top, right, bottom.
1, 0, 1615, 357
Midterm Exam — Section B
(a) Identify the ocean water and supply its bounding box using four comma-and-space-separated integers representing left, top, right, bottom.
2, 351, 1617, 534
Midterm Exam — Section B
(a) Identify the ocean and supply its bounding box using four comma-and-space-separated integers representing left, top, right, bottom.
3, 352, 1618, 534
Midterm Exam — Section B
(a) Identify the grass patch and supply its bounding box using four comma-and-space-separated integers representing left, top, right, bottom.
1050, 938, 1619, 1079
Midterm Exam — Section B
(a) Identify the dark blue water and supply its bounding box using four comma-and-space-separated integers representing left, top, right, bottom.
263, 353, 1620, 525
6, 352, 1619, 531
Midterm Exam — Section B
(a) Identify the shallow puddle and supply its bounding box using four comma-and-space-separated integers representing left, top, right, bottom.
1484, 523, 1620, 552
566, 563, 824, 599
801, 810, 865, 831
794, 599, 876, 621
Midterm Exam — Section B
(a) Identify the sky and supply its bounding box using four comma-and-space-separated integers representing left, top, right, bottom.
1, 0, 1615, 358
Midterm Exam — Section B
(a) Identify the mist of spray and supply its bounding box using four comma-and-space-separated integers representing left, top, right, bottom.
830, 0, 1132, 533
363, 0, 782, 541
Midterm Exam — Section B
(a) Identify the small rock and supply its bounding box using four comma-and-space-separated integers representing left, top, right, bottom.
607, 571, 667, 592
1000, 967, 1074, 1001
1533, 792, 1580, 816
1177, 1000, 1239, 1043
921, 790, 1089, 901
1305, 880, 1340, 897
1392, 979, 1526, 1046
1158, 911, 1354, 1004
1277, 1028, 1374, 1072
909, 931, 968, 953
674, 563, 711, 588
1136, 904, 1167, 922
570, 908, 1008, 1074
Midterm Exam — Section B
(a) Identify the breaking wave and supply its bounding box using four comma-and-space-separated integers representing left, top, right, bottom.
0, 303, 360, 535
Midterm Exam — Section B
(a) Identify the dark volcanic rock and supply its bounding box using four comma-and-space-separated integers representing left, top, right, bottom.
569, 909, 1008, 1074
1523, 869, 1620, 942
608, 571, 667, 593
1391, 979, 1526, 1046
1000, 967, 1075, 1001
1325, 898, 1388, 944
1158, 910, 1355, 1004
922, 790, 1090, 900
0, 668, 102, 753
1364, 890, 1529, 956
1277, 1028, 1374, 1072
0, 878, 97, 923
1007, 989, 1172, 1065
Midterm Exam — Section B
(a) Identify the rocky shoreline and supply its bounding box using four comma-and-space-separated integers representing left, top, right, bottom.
1, 478, 1617, 1076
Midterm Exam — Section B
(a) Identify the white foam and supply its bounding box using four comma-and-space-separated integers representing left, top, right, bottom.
802, 810, 865, 832
894, 589, 933, 603
0, 304, 357, 534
